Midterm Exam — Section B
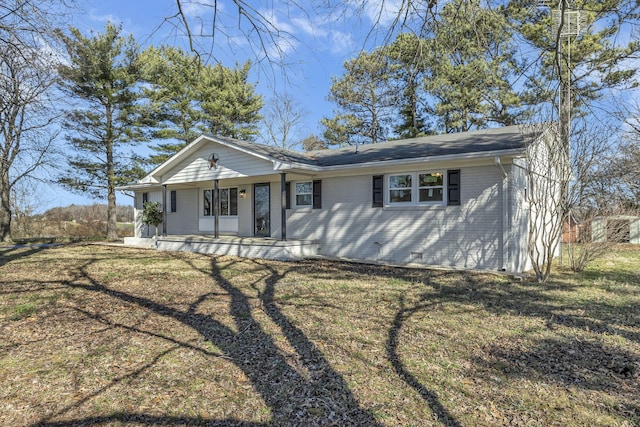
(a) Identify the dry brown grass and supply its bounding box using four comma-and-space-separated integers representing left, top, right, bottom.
1, 243, 639, 426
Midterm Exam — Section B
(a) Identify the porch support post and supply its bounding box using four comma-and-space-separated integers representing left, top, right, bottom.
161, 185, 167, 237
214, 179, 220, 239
281, 172, 287, 241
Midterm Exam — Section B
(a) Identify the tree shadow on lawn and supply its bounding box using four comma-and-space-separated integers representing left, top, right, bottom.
0, 244, 53, 268
380, 264, 640, 423
33, 254, 383, 427
473, 336, 640, 391
27, 253, 639, 426
254, 259, 464, 426
255, 258, 640, 425
387, 294, 462, 427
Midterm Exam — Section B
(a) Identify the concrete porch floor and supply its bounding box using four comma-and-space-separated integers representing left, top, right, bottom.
124, 235, 319, 261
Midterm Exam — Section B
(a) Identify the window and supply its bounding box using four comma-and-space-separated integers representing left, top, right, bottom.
170, 190, 177, 212
418, 172, 443, 203
286, 180, 322, 209
220, 188, 238, 216
203, 189, 212, 216
387, 171, 446, 206
203, 188, 238, 216
142, 192, 148, 206
389, 174, 413, 203
294, 181, 312, 207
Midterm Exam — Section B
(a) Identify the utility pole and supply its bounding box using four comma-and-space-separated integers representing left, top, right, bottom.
538, 0, 586, 262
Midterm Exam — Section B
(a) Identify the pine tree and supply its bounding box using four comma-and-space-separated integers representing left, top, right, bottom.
199, 61, 264, 140
139, 46, 204, 166
57, 23, 143, 241
424, 0, 524, 133
387, 33, 431, 138
323, 49, 398, 145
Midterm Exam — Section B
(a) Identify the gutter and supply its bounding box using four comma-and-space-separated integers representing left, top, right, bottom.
116, 183, 164, 191
276, 147, 526, 173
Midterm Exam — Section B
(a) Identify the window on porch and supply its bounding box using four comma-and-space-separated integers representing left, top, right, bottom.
203, 188, 238, 216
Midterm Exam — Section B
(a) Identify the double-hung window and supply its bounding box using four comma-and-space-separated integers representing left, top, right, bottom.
418, 172, 444, 203
387, 171, 445, 206
203, 188, 238, 216
294, 181, 313, 208
389, 174, 413, 203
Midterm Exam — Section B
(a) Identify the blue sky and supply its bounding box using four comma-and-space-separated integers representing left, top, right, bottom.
45, 0, 398, 211
77, 0, 396, 136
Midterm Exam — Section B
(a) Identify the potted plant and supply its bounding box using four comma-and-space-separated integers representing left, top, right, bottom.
141, 201, 163, 239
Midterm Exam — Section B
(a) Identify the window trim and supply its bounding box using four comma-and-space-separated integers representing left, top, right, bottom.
385, 171, 447, 207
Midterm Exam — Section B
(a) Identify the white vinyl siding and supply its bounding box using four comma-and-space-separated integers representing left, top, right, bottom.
286, 166, 504, 270
163, 142, 275, 185
510, 158, 531, 272
166, 188, 199, 235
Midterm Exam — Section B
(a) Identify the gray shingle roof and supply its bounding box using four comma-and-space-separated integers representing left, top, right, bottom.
208, 124, 537, 168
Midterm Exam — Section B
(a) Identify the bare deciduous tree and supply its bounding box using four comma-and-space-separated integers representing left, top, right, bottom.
169, 0, 437, 65
521, 123, 569, 282
562, 122, 637, 271
261, 93, 307, 150
0, 39, 59, 242
0, 0, 71, 242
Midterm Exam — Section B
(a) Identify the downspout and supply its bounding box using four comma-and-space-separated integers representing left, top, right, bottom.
495, 157, 510, 271
162, 185, 167, 237
281, 172, 287, 241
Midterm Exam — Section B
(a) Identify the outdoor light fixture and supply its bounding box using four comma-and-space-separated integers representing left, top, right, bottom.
207, 152, 219, 170
239, 188, 247, 198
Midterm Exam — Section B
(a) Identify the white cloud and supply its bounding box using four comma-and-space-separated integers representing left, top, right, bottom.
88, 11, 121, 24
258, 8, 299, 60
291, 16, 329, 39
181, 0, 218, 18
363, 0, 404, 26
329, 30, 355, 55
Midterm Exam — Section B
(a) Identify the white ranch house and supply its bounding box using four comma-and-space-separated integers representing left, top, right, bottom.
120, 124, 559, 273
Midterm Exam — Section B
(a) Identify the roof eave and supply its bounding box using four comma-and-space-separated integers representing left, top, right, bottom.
317, 147, 527, 172
116, 183, 164, 191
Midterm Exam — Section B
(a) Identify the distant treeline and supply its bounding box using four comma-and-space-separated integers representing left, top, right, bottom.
42, 204, 134, 224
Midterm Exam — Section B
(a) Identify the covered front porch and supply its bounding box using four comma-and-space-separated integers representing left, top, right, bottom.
124, 234, 320, 261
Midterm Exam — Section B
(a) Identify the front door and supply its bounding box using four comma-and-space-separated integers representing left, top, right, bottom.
254, 183, 270, 236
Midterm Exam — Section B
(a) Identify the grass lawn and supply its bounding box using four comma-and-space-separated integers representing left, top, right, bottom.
1, 244, 638, 426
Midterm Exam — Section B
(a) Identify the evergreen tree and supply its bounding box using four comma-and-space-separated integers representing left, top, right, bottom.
424, 0, 524, 133
323, 49, 398, 145
199, 61, 264, 140
387, 33, 431, 138
57, 23, 143, 241
507, 0, 640, 146
139, 46, 203, 165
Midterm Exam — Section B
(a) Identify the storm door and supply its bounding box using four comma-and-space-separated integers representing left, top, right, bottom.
254, 183, 270, 236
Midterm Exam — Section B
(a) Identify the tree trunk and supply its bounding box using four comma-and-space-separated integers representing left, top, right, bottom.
106, 180, 118, 241
0, 171, 12, 242
105, 106, 118, 241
